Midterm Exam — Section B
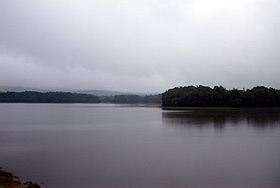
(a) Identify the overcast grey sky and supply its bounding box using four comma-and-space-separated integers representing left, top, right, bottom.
1, 0, 280, 93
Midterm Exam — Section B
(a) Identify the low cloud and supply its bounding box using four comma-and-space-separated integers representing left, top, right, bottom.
1, 0, 280, 93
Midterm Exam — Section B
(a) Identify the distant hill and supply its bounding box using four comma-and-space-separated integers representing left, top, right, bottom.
0, 86, 51, 92
75, 90, 146, 96
0, 86, 146, 96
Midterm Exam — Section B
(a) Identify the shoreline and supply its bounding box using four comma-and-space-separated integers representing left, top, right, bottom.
161, 106, 280, 110
0, 169, 41, 188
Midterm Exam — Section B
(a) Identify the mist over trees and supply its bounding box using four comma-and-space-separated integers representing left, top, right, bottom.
113, 94, 162, 104
0, 91, 162, 104
162, 85, 280, 107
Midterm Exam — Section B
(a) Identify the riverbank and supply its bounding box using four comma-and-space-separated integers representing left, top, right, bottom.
161, 106, 280, 110
0, 169, 41, 188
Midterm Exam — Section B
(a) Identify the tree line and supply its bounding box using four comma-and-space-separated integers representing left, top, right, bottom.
0, 91, 100, 103
2, 86, 279, 107
99, 94, 162, 103
162, 85, 280, 107
110, 94, 161, 103
0, 91, 162, 104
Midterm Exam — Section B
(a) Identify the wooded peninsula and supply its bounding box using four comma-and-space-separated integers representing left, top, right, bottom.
162, 85, 280, 107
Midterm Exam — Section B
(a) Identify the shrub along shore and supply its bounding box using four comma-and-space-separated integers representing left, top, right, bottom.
0, 169, 41, 188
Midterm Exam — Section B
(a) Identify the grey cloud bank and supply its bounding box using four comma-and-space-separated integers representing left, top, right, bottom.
1, 0, 280, 93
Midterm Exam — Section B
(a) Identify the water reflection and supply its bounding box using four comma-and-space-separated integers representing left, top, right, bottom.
162, 109, 280, 129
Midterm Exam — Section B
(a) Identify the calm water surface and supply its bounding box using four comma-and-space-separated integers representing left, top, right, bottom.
0, 103, 280, 188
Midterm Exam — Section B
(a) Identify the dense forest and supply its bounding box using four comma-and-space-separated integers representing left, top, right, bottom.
97, 94, 161, 103
0, 91, 100, 103
110, 94, 162, 103
162, 85, 280, 107
0, 91, 162, 104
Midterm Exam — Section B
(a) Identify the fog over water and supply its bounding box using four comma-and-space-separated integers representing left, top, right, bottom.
1, 0, 280, 93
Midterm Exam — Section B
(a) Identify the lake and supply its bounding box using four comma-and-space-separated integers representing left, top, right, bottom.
0, 103, 280, 188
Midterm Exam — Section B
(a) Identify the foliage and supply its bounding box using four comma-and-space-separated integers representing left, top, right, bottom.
112, 95, 141, 103
162, 85, 280, 107
141, 94, 162, 103
0, 169, 41, 188
109, 94, 162, 104
0, 91, 100, 103
0, 91, 162, 104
